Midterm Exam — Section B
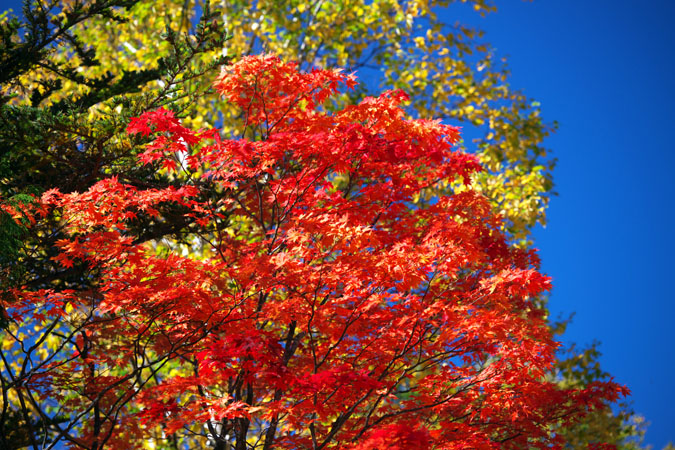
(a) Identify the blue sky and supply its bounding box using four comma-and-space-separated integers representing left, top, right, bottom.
3, 0, 673, 447
437, 1, 675, 447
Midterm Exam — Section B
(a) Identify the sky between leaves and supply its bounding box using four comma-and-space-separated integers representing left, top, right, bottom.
2, 0, 674, 447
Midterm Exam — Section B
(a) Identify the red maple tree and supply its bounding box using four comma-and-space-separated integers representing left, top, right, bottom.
1, 55, 626, 449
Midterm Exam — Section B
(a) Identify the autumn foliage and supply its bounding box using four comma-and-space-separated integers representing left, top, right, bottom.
1, 55, 626, 449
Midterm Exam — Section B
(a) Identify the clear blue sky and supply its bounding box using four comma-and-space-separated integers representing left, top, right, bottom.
437, 1, 675, 448
3, 0, 673, 447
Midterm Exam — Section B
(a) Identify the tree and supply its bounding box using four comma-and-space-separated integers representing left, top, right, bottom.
1, 54, 626, 449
